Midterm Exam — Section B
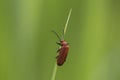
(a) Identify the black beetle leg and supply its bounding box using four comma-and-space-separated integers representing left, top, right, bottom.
56, 42, 61, 45
56, 48, 60, 53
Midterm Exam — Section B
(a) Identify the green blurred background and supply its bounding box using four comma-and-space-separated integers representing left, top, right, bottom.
0, 0, 120, 80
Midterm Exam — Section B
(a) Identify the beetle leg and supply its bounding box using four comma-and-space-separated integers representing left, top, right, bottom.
67, 42, 69, 45
56, 48, 61, 59
56, 55, 59, 59
56, 48, 60, 53
56, 42, 61, 45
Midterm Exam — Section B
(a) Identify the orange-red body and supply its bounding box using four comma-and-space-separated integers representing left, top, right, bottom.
56, 40, 69, 66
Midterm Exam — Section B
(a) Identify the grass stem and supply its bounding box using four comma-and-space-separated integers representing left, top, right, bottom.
51, 62, 57, 80
64, 8, 72, 35
51, 8, 72, 80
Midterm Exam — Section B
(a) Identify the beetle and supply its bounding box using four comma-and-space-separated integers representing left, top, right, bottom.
52, 30, 69, 66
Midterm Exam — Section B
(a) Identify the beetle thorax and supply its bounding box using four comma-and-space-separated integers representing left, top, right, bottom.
60, 40, 68, 46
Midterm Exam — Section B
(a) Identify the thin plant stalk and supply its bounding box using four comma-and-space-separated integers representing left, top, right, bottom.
63, 9, 72, 35
51, 8, 72, 80
51, 62, 57, 80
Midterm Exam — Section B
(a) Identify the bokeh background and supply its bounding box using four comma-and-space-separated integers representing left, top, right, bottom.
0, 0, 120, 80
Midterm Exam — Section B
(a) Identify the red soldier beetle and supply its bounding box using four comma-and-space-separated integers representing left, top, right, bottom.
52, 30, 69, 66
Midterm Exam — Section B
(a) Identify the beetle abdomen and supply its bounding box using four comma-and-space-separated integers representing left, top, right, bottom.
57, 46, 69, 66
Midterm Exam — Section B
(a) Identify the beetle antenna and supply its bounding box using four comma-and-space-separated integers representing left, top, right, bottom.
52, 30, 61, 41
